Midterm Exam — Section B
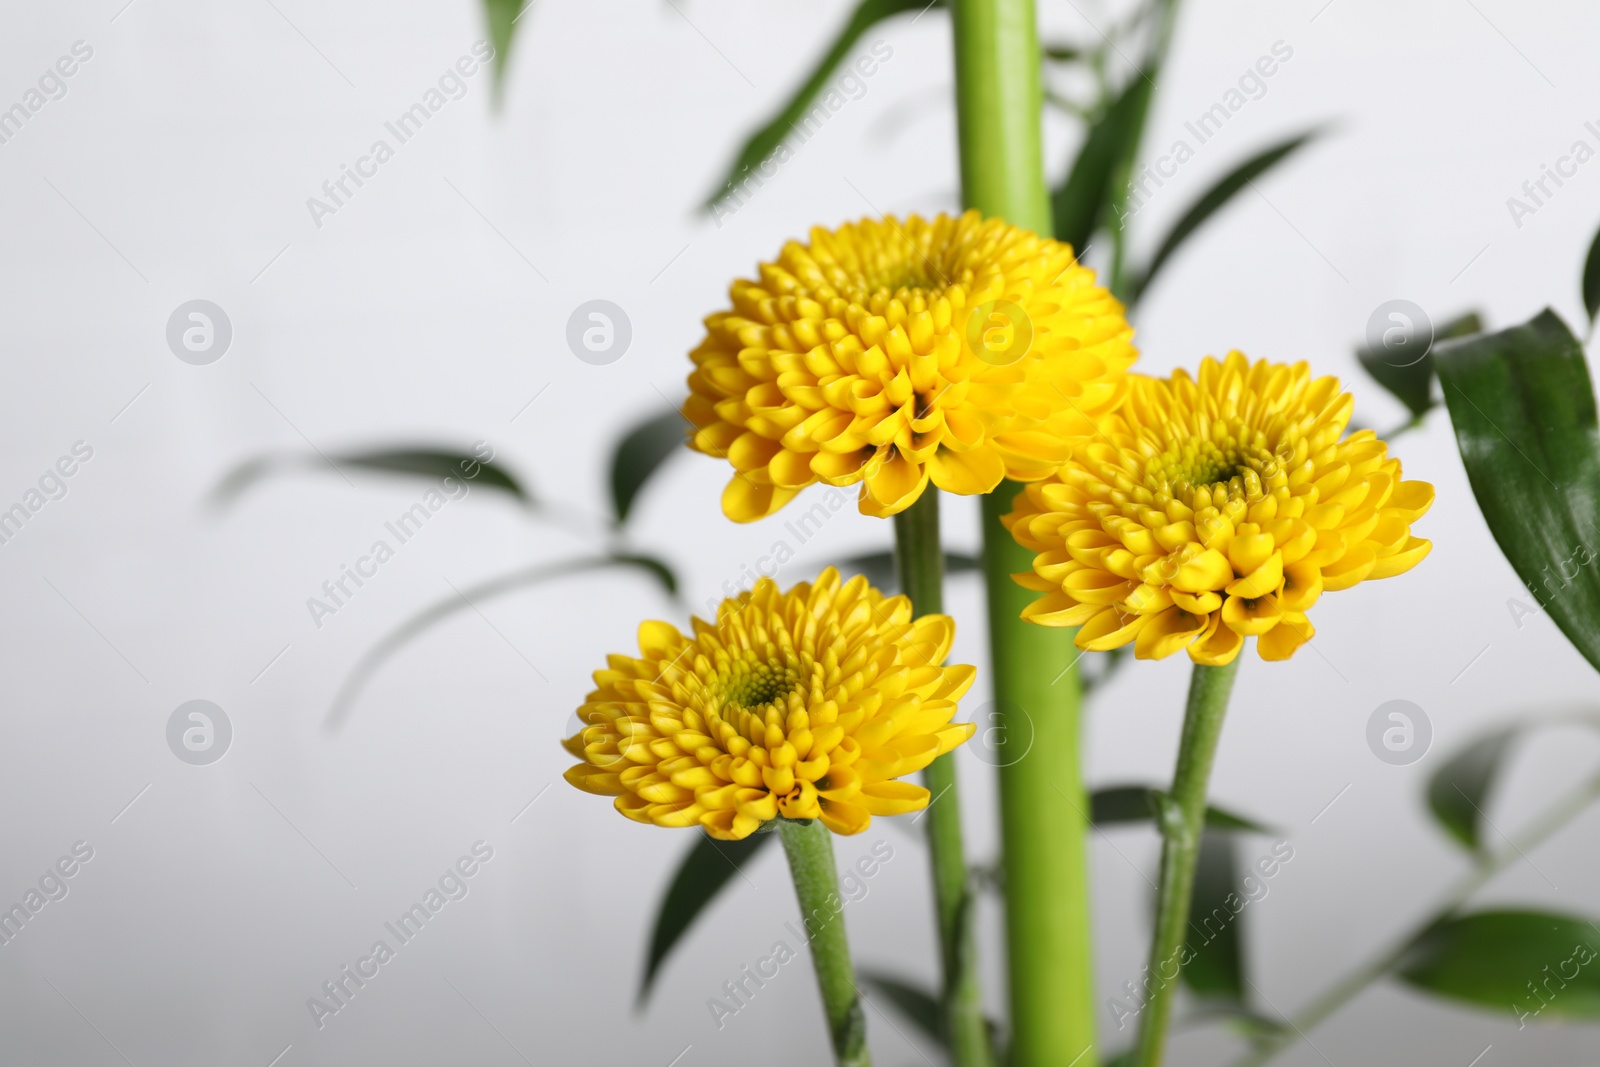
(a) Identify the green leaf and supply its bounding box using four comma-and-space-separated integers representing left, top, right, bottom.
859, 971, 943, 1046
1182, 832, 1245, 1002
1052, 73, 1154, 253
1089, 785, 1270, 834
1130, 128, 1323, 304
1080, 646, 1129, 698
482, 0, 528, 99
321, 554, 675, 730
1358, 310, 1484, 422
833, 550, 981, 594
1436, 309, 1600, 675
610, 408, 687, 526
1426, 727, 1519, 851
1584, 221, 1600, 325
640, 831, 774, 1003
211, 446, 531, 509
703, 0, 933, 212
1398, 910, 1600, 1018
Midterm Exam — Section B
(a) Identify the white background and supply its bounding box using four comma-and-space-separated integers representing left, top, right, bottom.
1, 0, 1598, 1064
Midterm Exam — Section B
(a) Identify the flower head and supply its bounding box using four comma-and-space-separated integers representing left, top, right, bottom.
1004, 353, 1434, 665
684, 211, 1137, 522
563, 568, 976, 840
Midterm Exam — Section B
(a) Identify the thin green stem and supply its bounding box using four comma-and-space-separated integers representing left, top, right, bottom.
1230, 766, 1600, 1067
778, 818, 872, 1067
981, 487, 1098, 1067
950, 0, 1098, 1057
894, 492, 993, 1067
1133, 659, 1241, 1067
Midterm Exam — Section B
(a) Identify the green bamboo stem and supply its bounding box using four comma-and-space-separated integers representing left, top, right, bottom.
950, 0, 1099, 1057
893, 491, 994, 1067
778, 817, 872, 1067
981, 489, 1097, 1067
1133, 659, 1241, 1067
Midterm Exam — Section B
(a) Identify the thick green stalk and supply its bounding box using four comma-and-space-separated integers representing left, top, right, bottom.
981, 490, 1097, 1067
893, 492, 993, 1067
1133, 660, 1241, 1067
951, 0, 1098, 1059
778, 818, 872, 1067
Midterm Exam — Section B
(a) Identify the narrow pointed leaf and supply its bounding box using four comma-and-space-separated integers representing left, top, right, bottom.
1358, 310, 1483, 421
1584, 220, 1600, 325
1052, 73, 1153, 253
483, 0, 527, 98
1181, 832, 1244, 1002
1398, 910, 1600, 1017
639, 832, 774, 1003
1426, 727, 1519, 851
1132, 128, 1323, 303
1436, 309, 1600, 674
611, 408, 688, 525
859, 972, 944, 1046
211, 446, 530, 509
703, 0, 933, 211
1089, 785, 1269, 834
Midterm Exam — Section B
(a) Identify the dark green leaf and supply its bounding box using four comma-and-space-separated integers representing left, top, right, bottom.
1182, 832, 1244, 1002
1584, 221, 1600, 325
703, 0, 933, 212
322, 555, 673, 730
1398, 910, 1600, 1018
1426, 728, 1519, 851
211, 446, 530, 509
1089, 785, 1270, 834
834, 550, 981, 594
1359, 310, 1483, 421
482, 0, 527, 99
1042, 43, 1084, 63
611, 408, 688, 526
640, 831, 774, 1003
1052, 73, 1154, 253
1436, 309, 1600, 674
609, 552, 681, 598
1131, 128, 1324, 304
859, 972, 943, 1046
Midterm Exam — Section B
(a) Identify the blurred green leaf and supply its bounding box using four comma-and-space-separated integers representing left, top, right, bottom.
859, 972, 943, 1046
834, 550, 981, 593
482, 0, 527, 99
1426, 727, 1519, 851
1398, 910, 1600, 1017
1182, 832, 1245, 1002
1358, 310, 1482, 421
211, 446, 530, 509
1090, 785, 1269, 834
703, 0, 933, 212
640, 831, 774, 1003
1042, 43, 1084, 63
1052, 73, 1154, 253
1584, 220, 1600, 325
1436, 309, 1600, 675
611, 408, 688, 526
322, 554, 676, 730
1130, 128, 1324, 304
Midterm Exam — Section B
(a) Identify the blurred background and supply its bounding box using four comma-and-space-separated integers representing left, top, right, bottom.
2, 0, 1599, 1063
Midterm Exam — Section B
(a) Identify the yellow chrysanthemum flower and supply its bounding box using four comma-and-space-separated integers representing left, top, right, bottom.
684, 211, 1137, 522
563, 568, 976, 840
1004, 353, 1434, 665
